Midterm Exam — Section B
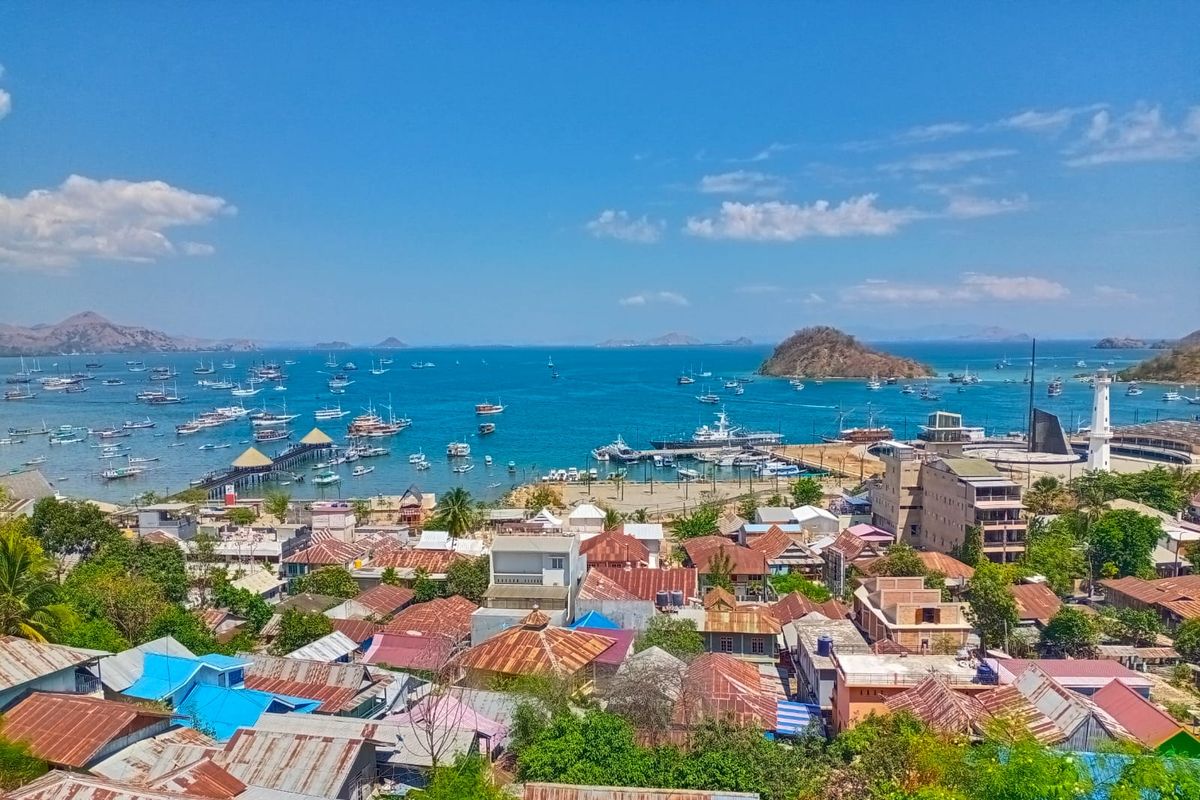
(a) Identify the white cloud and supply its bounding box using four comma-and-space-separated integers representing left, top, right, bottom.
998, 104, 1106, 134
619, 291, 689, 307
901, 122, 973, 143
181, 241, 216, 256
0, 174, 233, 271
1066, 104, 1200, 166
698, 170, 786, 197
585, 209, 664, 243
685, 195, 919, 241
1092, 284, 1140, 303
728, 142, 796, 163
944, 193, 1029, 219
0, 89, 10, 122
842, 273, 1069, 304
735, 284, 782, 295
880, 148, 1017, 173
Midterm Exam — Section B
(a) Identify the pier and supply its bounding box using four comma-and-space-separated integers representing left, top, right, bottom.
178, 428, 337, 499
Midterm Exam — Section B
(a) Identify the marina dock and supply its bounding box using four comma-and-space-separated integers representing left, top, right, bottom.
177, 429, 337, 499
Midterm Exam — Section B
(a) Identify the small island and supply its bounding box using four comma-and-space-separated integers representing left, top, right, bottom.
1095, 337, 1148, 349
1120, 329, 1200, 384
720, 336, 754, 346
375, 337, 408, 349
759, 325, 935, 378
314, 340, 352, 350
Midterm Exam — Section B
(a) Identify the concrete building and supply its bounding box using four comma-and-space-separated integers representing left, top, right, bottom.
852, 576, 973, 653
920, 457, 1026, 562
831, 652, 995, 732
781, 613, 870, 716
136, 503, 198, 540
870, 441, 926, 542
482, 533, 584, 617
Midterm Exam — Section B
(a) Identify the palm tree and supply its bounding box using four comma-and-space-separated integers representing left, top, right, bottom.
628, 508, 650, 524
1025, 476, 1070, 515
0, 523, 74, 642
603, 506, 623, 530
433, 487, 478, 538
263, 489, 291, 523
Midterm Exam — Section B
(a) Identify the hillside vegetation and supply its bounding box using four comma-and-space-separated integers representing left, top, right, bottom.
759, 326, 934, 378
1121, 329, 1200, 383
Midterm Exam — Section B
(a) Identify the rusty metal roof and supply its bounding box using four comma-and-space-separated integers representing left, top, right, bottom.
1101, 574, 1200, 607
579, 530, 650, 566
11, 770, 223, 800
328, 617, 383, 645
146, 757, 246, 799
916, 551, 975, 580
702, 587, 737, 611
0, 636, 97, 690
770, 592, 850, 624
675, 653, 777, 730
459, 624, 616, 679
243, 655, 387, 714
350, 583, 414, 616
1092, 679, 1188, 749
216, 728, 369, 798
593, 566, 697, 602
974, 684, 1065, 744
1009, 583, 1062, 623
745, 526, 792, 561
384, 595, 477, 641
523, 785, 761, 799
282, 539, 366, 566
369, 548, 464, 573
887, 677, 1065, 744
2, 692, 171, 768
681, 537, 768, 576
90, 728, 217, 784
577, 569, 640, 602
702, 607, 782, 636
1014, 666, 1133, 742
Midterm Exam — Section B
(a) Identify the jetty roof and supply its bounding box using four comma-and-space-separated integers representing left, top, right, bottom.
231, 447, 273, 468
300, 428, 333, 445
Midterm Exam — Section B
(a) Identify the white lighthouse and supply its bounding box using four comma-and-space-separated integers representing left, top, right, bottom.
1088, 368, 1113, 471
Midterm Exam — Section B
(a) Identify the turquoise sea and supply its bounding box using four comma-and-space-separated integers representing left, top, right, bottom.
0, 341, 1192, 503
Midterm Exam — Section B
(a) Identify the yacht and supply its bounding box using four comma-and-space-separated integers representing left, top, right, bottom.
823, 406, 894, 444
697, 393, 721, 404
484, 455, 493, 466
369, 360, 389, 375
324, 354, 339, 368
230, 384, 261, 397
446, 441, 471, 457
591, 435, 639, 463
478, 422, 496, 435
901, 384, 916, 395
343, 362, 358, 371
327, 374, 354, 391
677, 373, 695, 385
1047, 378, 1064, 398
101, 466, 145, 481
346, 401, 410, 437
253, 428, 291, 443
408, 450, 426, 464
352, 465, 374, 477
193, 361, 216, 375
453, 462, 475, 474
221, 358, 237, 369
547, 356, 555, 369
315, 405, 350, 420
866, 375, 882, 391
733, 385, 744, 395
723, 380, 739, 389
475, 401, 506, 415
1162, 390, 1182, 402
650, 409, 784, 450
127, 361, 147, 372
350, 445, 390, 458
312, 470, 340, 486
1125, 382, 1144, 397
410, 361, 437, 369
677, 467, 702, 480
415, 459, 431, 470
102, 378, 125, 386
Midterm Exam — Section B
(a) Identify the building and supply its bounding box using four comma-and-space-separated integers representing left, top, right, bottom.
991, 658, 1153, 697
123, 652, 250, 705
97, 637, 195, 694
754, 507, 797, 526
566, 503, 606, 532
310, 501, 359, 542
822, 528, 889, 598
616, 523, 665, 566
852, 576, 973, 653
1012, 665, 1134, 751
136, 503, 198, 540
675, 603, 782, 664
680, 536, 770, 600
870, 441, 926, 541
283, 539, 368, 587
1009, 582, 1063, 627
217, 728, 377, 800
592, 565, 699, 606
745, 526, 823, 579
242, 654, 390, 719
0, 637, 103, 709
384, 595, 477, 642
919, 457, 1026, 562
484, 533, 584, 618
792, 505, 840, 537
574, 569, 657, 630
283, 630, 360, 662
1088, 369, 1114, 470
0, 469, 56, 519
1099, 574, 1200, 629
830, 652, 996, 732
781, 612, 870, 715
884, 676, 1064, 743
1105, 419, 1200, 465
579, 529, 650, 568
674, 652, 783, 732
1091, 679, 1200, 756
326, 583, 415, 620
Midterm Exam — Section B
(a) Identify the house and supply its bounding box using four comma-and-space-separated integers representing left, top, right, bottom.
397, 484, 431, 528
919, 457, 1027, 563
1092, 679, 1200, 756
883, 677, 1064, 744
309, 500, 359, 543
991, 658, 1153, 697
852, 576, 973, 652
592, 565, 698, 607
566, 503, 606, 532
1013, 665, 1134, 751
385, 595, 477, 643
215, 728, 377, 800
362, 547, 466, 585
123, 652, 250, 705
97, 636, 195, 694
674, 652, 781, 731
745, 525, 823, 578
283, 539, 367, 587
277, 592, 343, 614
283, 630, 360, 662
136, 503, 198, 540
457, 609, 616, 693
243, 654, 390, 719
781, 612, 870, 715
326, 583, 415, 620
1, 692, 175, 769
171, 683, 320, 741
523, 785, 760, 800
616, 523, 665, 566
11, 771, 243, 800
822, 528, 889, 598
575, 569, 657, 630
771, 592, 850, 624
681, 536, 770, 600
579, 529, 650, 568
329, 618, 385, 652
675, 604, 782, 663
569, 621, 636, 692
483, 533, 585, 618
830, 652, 995, 732
0, 636, 105, 709
1009, 582, 1063, 627
227, 568, 286, 603
914, 551, 976, 589
792, 505, 840, 537
386, 693, 507, 758
363, 631, 458, 673
0, 469, 56, 519
88, 727, 221, 784
754, 507, 796, 526
1100, 574, 1200, 628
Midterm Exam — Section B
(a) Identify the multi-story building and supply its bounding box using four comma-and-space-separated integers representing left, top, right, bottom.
870, 441, 926, 543
482, 533, 584, 618
852, 576, 973, 653
136, 502, 198, 540
920, 457, 1026, 562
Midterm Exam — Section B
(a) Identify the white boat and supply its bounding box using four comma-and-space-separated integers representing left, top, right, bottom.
127, 456, 159, 464
723, 380, 739, 389
193, 360, 216, 375
901, 384, 915, 395
315, 405, 350, 420
274, 385, 287, 392
352, 465, 374, 477
221, 358, 237, 369
651, 409, 783, 450
591, 435, 639, 463
253, 428, 291, 443
1076, 360, 1087, 368
4, 388, 36, 401
1125, 382, 1143, 397
312, 470, 340, 486
447, 441, 471, 457
101, 378, 125, 386
475, 400, 505, 415
484, 455, 493, 466
677, 467, 702, 480
733, 385, 745, 395
866, 375, 882, 391
369, 360, 389, 375
1163, 390, 1182, 402
453, 463, 475, 474
408, 450, 426, 463
324, 354, 339, 368
23, 456, 47, 466
415, 459, 431, 470
677, 374, 695, 385
122, 418, 155, 429
230, 384, 261, 397
101, 466, 144, 480
697, 393, 720, 404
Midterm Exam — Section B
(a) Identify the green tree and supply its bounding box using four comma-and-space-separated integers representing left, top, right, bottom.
1110, 753, 1200, 800
0, 733, 48, 790
955, 524, 983, 567
28, 497, 121, 564
870, 542, 927, 577
602, 506, 623, 530
628, 508, 650, 524
61, 617, 130, 652
672, 504, 719, 541
633, 614, 703, 659
213, 577, 273, 633
523, 485, 563, 513
430, 488, 480, 537
294, 566, 360, 598
966, 560, 1019, 651
1172, 618, 1200, 662
1104, 606, 1162, 647
769, 572, 833, 602
736, 495, 758, 521
789, 476, 824, 507
1024, 476, 1073, 515
412, 568, 441, 603
270, 609, 333, 655
0, 520, 76, 642
1039, 606, 1099, 658
706, 547, 734, 592
226, 506, 258, 527
1020, 516, 1087, 595
132, 491, 164, 506
407, 754, 505, 800
1089, 509, 1161, 579
173, 487, 209, 505
380, 567, 400, 586
61, 560, 168, 644
262, 490, 291, 522
445, 556, 490, 603
146, 606, 218, 654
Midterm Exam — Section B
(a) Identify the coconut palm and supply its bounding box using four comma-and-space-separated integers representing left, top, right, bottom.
0, 522, 75, 642
432, 487, 479, 538
603, 506, 623, 530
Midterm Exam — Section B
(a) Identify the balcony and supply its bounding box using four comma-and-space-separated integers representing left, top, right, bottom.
492, 572, 544, 586
75, 672, 101, 694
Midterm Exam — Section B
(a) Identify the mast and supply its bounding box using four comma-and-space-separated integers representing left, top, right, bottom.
1026, 338, 1037, 450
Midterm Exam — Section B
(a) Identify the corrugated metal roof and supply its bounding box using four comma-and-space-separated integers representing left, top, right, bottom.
0, 636, 97, 690
230, 569, 286, 597
460, 623, 615, 679
328, 618, 383, 646
1009, 583, 1062, 623
351, 583, 414, 616
362, 631, 457, 672
973, 684, 1065, 744
523, 784, 761, 799
916, 551, 975, 580
383, 595, 477, 641
2, 692, 171, 768
579, 531, 649, 566
886, 677, 1065, 744
275, 593, 341, 614
283, 630, 358, 662
176, 683, 320, 741
1092, 679, 1187, 748
370, 548, 464, 573
11, 770, 218, 800
681, 537, 768, 575
216, 728, 369, 798
147, 757, 246, 799
702, 607, 782, 636
676, 653, 777, 730
577, 569, 640, 602
745, 527, 793, 561
771, 592, 850, 624
702, 587, 737, 611
282, 540, 365, 566
244, 654, 386, 714
1014, 666, 1132, 742
91, 728, 217, 784
592, 566, 697, 602
101, 637, 196, 693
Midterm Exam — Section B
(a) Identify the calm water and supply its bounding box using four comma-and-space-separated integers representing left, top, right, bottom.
0, 342, 1190, 503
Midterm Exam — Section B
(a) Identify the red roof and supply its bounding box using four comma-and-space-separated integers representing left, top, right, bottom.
2, 692, 171, 768
1092, 679, 1187, 748
771, 591, 850, 623
363, 631, 458, 672
242, 656, 384, 714
578, 569, 639, 602
282, 539, 365, 566
149, 757, 247, 799
916, 551, 975, 580
998, 658, 1148, 682
746, 526, 794, 561
1009, 583, 1062, 623
579, 530, 650, 566
681, 537, 768, 575
676, 653, 778, 729
384, 595, 477, 641
574, 627, 636, 667
370, 548, 465, 573
328, 617, 383, 644
593, 566, 698, 602
352, 583, 415, 616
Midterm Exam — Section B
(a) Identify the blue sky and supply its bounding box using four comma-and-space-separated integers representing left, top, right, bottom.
0, 4, 1197, 345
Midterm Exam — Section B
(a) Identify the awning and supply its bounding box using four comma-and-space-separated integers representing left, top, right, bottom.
775, 700, 814, 735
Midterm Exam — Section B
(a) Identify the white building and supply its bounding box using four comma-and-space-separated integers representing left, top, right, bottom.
792, 505, 840, 537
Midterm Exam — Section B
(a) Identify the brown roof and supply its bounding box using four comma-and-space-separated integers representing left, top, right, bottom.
13, 771, 229, 800
384, 595, 477, 641
1101, 574, 1200, 608
594, 566, 698, 603
2, 692, 172, 768
771, 591, 850, 623
579, 530, 650, 566
827, 529, 868, 560
681, 537, 768, 575
1092, 679, 1188, 749
282, 539, 365, 566
702, 607, 783, 636
916, 551, 976, 580
746, 526, 793, 561
676, 653, 778, 730
352, 583, 415, 616
1009, 583, 1063, 624
578, 569, 640, 602
524, 785, 760, 800
871, 638, 911, 655
0, 637, 96, 690
459, 621, 616, 679
974, 684, 1065, 744
702, 586, 737, 611
886, 677, 1064, 744
370, 548, 465, 573
328, 617, 384, 644
147, 757, 246, 799
242, 655, 385, 714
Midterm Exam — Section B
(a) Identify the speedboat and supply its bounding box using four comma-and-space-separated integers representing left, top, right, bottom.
484, 455, 493, 466
866, 375, 882, 391
312, 470, 340, 486
453, 462, 475, 474
1125, 382, 1143, 397
352, 465, 374, 477
102, 378, 125, 386
677, 467, 702, 480
1163, 390, 1182, 402
723, 380, 739, 389
507, 461, 517, 473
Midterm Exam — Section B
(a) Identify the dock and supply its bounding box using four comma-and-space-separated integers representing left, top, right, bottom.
761, 443, 883, 480
177, 428, 337, 499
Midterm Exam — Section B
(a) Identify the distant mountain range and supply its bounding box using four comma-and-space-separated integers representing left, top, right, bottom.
595, 333, 753, 348
0, 312, 257, 356
314, 341, 353, 351
1093, 336, 1174, 350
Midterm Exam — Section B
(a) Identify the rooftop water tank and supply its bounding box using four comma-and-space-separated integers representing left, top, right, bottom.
670, 590, 685, 606
816, 634, 834, 657
655, 590, 669, 607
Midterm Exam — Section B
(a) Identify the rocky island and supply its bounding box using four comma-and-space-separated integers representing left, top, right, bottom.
759, 326, 935, 378
314, 340, 352, 350
1095, 337, 1148, 349
1120, 329, 1200, 384
375, 337, 408, 349
0, 312, 257, 356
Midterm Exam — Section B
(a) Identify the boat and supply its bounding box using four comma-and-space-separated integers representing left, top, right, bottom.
4, 388, 36, 400
415, 459, 431, 470
101, 466, 144, 480
733, 385, 744, 395
221, 358, 237, 369
507, 461, 517, 473
315, 404, 350, 420
884, 376, 899, 385
127, 361, 146, 372
378, 357, 392, 365
343, 362, 358, 371
1163, 390, 1182, 402
677, 374, 695, 385
369, 360, 389, 375
352, 465, 374, 477
551, 370, 560, 379
23, 456, 47, 466
475, 401, 505, 415
346, 401, 410, 437
484, 455, 493, 466
866, 375, 882, 391
193, 361, 216, 375
677, 467, 702, 480
651, 409, 783, 450
127, 456, 160, 464
175, 423, 201, 435
64, 384, 88, 394
9, 424, 50, 436
1125, 382, 1143, 397
408, 450, 427, 464
453, 463, 475, 474
327, 374, 354, 390
697, 393, 720, 404
312, 470, 340, 486
723, 380, 739, 389
1047, 378, 1064, 398
198, 443, 231, 451
1076, 360, 1087, 368
230, 384, 261, 397
758, 461, 801, 477
91, 427, 131, 439
901, 384, 915, 395
324, 354, 339, 368
697, 366, 712, 378
447, 441, 471, 457
253, 428, 291, 443
478, 422, 496, 435
101, 378, 125, 386
823, 406, 894, 444
352, 445, 390, 458
274, 385, 287, 391
591, 435, 639, 463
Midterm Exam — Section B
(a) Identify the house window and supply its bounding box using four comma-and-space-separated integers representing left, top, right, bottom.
921, 608, 938, 624
719, 637, 733, 653
548, 557, 565, 570
750, 638, 766, 655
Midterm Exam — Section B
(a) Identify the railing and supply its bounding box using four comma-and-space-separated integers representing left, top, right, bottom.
75, 673, 101, 694
344, 694, 387, 719
492, 573, 545, 586
841, 670, 996, 687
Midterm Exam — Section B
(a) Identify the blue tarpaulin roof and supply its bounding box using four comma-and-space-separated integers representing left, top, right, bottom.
175, 683, 319, 741
775, 700, 814, 735
123, 652, 250, 702
568, 610, 621, 630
